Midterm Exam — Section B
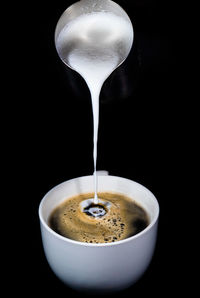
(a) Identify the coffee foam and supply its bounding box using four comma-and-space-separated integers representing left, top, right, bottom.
49, 192, 149, 243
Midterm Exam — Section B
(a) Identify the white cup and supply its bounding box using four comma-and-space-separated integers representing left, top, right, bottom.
39, 173, 159, 293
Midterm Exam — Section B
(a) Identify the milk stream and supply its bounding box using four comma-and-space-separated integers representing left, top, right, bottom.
56, 12, 133, 204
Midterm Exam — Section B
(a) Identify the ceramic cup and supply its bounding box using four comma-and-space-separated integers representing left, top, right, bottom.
39, 173, 159, 292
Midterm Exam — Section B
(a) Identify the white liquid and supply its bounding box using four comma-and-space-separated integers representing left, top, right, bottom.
56, 12, 133, 204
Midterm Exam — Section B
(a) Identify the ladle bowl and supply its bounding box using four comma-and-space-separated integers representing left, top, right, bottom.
55, 0, 134, 70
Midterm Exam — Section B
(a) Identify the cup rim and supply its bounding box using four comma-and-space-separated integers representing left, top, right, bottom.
39, 175, 159, 247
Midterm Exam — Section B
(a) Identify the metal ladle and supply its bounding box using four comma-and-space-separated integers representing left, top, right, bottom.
55, 0, 134, 69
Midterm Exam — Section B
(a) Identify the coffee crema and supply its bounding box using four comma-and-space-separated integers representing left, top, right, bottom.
49, 192, 149, 244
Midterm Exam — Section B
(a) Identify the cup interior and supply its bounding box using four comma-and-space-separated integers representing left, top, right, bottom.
39, 175, 159, 231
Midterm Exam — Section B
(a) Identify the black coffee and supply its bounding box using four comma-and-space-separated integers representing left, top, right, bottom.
49, 192, 149, 243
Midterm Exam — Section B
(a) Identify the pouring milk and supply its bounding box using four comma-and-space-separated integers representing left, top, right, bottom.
55, 11, 133, 204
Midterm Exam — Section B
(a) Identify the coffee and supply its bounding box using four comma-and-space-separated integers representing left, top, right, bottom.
49, 192, 149, 243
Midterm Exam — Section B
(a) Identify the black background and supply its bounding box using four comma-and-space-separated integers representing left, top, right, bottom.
7, 0, 189, 296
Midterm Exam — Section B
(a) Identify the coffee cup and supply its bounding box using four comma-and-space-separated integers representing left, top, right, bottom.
39, 173, 159, 293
